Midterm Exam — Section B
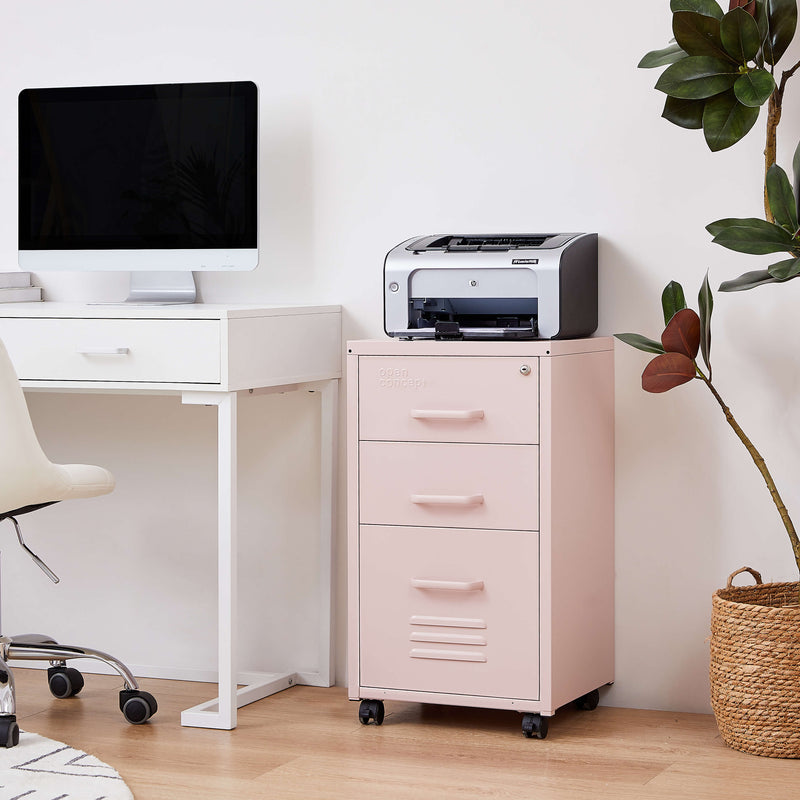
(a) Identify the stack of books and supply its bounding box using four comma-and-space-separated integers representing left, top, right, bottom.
0, 272, 43, 302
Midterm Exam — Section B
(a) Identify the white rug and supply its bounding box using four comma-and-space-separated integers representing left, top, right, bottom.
0, 730, 133, 800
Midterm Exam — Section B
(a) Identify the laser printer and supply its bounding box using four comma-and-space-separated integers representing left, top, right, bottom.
383, 233, 598, 340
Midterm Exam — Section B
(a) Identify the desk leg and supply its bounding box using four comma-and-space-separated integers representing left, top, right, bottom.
319, 378, 337, 686
216, 391, 238, 729
179, 382, 337, 729
179, 391, 240, 729
178, 389, 316, 730
295, 378, 338, 687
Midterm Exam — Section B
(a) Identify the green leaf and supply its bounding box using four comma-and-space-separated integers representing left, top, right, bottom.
709, 216, 796, 253
673, 11, 731, 59
767, 256, 800, 279
662, 96, 706, 128
755, 0, 771, 57
752, 1, 767, 65
698, 272, 713, 375
720, 7, 762, 61
655, 56, 740, 98
702, 90, 760, 150
719, 267, 784, 290
762, 0, 798, 64
670, 0, 724, 19
733, 68, 776, 106
765, 163, 799, 232
614, 333, 667, 355
706, 216, 750, 235
793, 136, 800, 213
662, 281, 688, 325
639, 43, 688, 68
794, 137, 800, 183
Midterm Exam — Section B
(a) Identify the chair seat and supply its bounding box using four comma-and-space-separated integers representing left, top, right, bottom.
57, 464, 115, 501
0, 462, 114, 517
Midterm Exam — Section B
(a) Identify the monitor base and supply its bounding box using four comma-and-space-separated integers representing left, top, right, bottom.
125, 271, 197, 304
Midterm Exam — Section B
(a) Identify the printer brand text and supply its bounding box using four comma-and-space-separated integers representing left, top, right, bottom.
377, 367, 425, 389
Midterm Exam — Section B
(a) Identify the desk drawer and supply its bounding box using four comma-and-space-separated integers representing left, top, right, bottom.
358, 356, 538, 444
0, 318, 221, 383
359, 525, 540, 699
359, 441, 539, 531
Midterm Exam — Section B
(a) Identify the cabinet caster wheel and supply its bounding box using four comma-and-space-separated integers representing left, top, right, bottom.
521, 713, 548, 739
47, 666, 85, 699
575, 689, 600, 711
0, 715, 19, 748
119, 689, 158, 724
358, 699, 385, 725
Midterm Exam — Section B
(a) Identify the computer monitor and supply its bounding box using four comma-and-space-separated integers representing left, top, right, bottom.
18, 80, 258, 303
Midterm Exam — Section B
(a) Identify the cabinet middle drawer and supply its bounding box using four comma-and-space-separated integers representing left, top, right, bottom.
359, 441, 539, 531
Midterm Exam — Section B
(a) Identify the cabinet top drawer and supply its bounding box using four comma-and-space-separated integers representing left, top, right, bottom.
357, 356, 538, 444
0, 318, 220, 384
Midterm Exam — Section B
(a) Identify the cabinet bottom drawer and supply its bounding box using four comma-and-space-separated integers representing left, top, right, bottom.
358, 525, 540, 700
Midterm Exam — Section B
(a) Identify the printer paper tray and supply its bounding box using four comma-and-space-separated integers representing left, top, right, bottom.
393, 327, 538, 341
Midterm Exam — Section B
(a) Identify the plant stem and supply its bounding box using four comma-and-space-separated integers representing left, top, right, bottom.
697, 372, 800, 580
764, 57, 800, 220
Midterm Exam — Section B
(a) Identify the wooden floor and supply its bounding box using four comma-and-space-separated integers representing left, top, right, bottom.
10, 668, 799, 799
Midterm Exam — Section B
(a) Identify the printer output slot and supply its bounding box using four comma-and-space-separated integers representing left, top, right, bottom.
408, 297, 538, 340
416, 235, 556, 251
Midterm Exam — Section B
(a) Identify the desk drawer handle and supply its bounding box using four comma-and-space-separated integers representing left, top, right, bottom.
410, 493, 484, 507
410, 409, 485, 420
411, 579, 485, 592
77, 346, 131, 355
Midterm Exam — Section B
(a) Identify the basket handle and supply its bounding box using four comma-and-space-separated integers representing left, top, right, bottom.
726, 566, 763, 588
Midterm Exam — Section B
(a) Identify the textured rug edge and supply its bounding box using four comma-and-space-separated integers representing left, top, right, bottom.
0, 730, 134, 799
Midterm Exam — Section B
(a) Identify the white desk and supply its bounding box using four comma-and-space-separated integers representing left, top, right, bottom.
0, 302, 342, 730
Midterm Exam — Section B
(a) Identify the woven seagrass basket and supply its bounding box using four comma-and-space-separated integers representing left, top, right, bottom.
710, 567, 800, 758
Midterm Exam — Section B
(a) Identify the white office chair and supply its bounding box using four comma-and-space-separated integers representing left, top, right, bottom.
0, 337, 156, 748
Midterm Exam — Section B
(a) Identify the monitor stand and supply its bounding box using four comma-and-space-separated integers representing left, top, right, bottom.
125, 271, 197, 304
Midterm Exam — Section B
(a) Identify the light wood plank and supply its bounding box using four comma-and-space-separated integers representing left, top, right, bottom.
11, 669, 798, 799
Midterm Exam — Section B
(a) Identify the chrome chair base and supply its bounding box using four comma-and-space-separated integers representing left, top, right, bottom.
0, 633, 157, 747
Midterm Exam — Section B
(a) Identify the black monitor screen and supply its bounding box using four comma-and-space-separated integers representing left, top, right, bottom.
19, 81, 257, 250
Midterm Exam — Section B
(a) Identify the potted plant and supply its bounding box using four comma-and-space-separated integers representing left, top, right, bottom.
617, 0, 800, 757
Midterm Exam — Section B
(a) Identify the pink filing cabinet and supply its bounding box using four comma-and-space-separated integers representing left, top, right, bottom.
346, 338, 614, 739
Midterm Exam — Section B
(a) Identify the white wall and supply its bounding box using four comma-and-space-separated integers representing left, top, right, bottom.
1, 0, 799, 714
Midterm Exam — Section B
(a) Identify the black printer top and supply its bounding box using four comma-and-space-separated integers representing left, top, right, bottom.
409, 234, 562, 252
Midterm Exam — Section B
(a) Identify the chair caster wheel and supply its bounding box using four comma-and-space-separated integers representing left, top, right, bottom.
521, 713, 548, 739
0, 715, 20, 748
575, 689, 600, 711
358, 699, 384, 725
48, 666, 85, 698
119, 689, 158, 724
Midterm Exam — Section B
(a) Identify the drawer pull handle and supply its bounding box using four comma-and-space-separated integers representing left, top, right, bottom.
410, 409, 485, 420
77, 346, 130, 355
410, 615, 487, 629
411, 579, 485, 592
410, 493, 484, 507
410, 648, 487, 663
